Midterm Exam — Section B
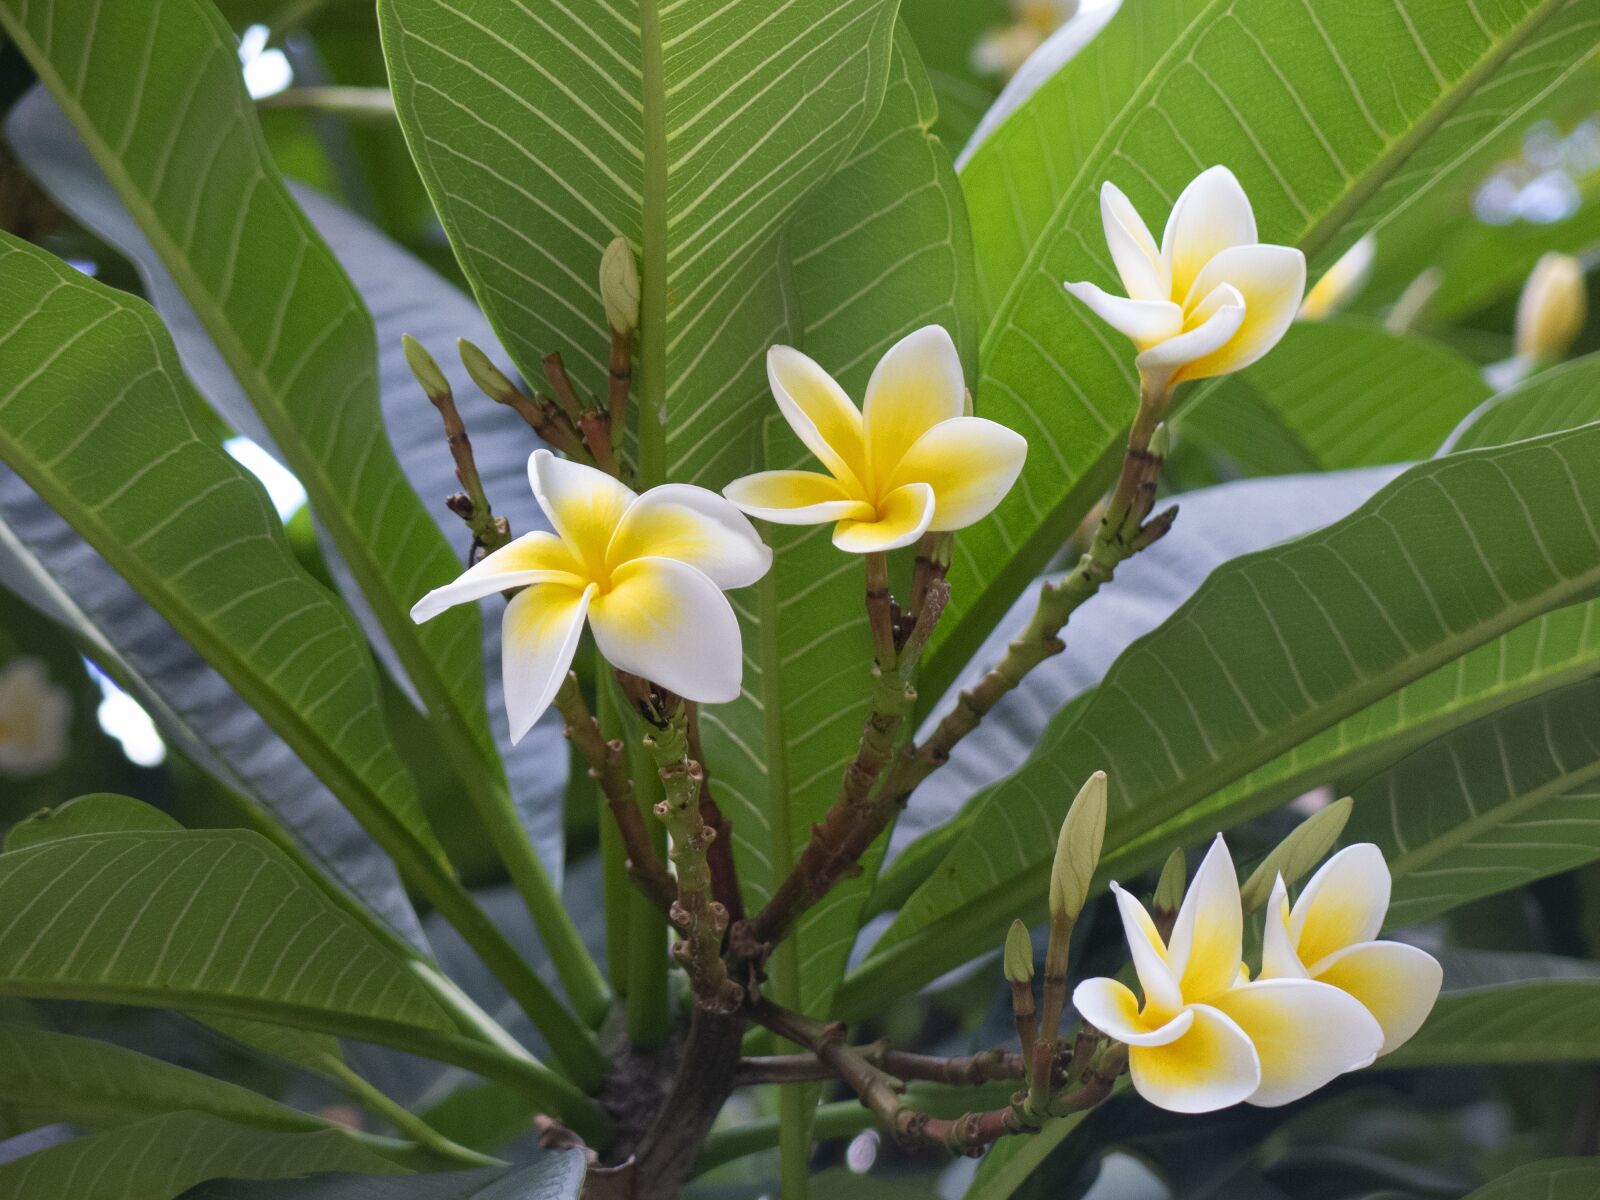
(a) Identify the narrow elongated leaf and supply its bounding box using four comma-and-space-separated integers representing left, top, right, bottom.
931, 0, 1593, 694
849, 421, 1600, 1012
0, 479, 428, 952
379, 0, 899, 489
1465, 1161, 1600, 1200
0, 1112, 404, 1200
1391, 976, 1600, 1068
1180, 319, 1491, 474
3, 87, 570, 880
695, 24, 979, 1011
1449, 353, 1600, 452
179, 1150, 584, 1199
0, 234, 447, 887
1346, 676, 1600, 925
0, 0, 503, 806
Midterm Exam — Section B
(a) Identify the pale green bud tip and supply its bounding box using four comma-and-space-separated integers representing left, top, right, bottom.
600, 236, 640, 334
1149, 422, 1171, 460
402, 335, 451, 401
1049, 770, 1108, 922
1153, 847, 1186, 916
458, 338, 515, 402
1003, 919, 1034, 984
1239, 795, 1355, 913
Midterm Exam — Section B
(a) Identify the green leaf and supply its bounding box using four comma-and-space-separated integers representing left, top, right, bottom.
695, 23, 980, 1013
931, 0, 1590, 695
1345, 675, 1600, 926
379, 0, 899, 489
1391, 957, 1600, 1068
0, 1112, 405, 1200
0, 0, 503, 816
1463, 1160, 1600, 1200
1179, 319, 1492, 474
1450, 353, 1600, 452
847, 421, 1600, 1014
178, 1150, 585, 1199
897, 0, 1006, 147
4, 793, 179, 851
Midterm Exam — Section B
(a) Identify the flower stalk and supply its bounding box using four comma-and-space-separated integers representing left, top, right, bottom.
456, 337, 591, 463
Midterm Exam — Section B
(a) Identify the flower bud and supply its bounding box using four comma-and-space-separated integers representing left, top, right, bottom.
458, 338, 518, 405
1299, 234, 1375, 321
1238, 795, 1353, 914
1048, 770, 1107, 923
1148, 422, 1170, 460
600, 236, 640, 334
402, 334, 451, 403
1152, 846, 1186, 921
1003, 918, 1034, 984
1515, 252, 1587, 362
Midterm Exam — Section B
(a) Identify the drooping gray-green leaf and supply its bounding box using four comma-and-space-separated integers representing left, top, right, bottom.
0, 233, 449, 896
1464, 1160, 1600, 1200
931, 0, 1592, 697
2, 86, 570, 882
0, 1112, 405, 1200
0, 0, 505, 813
1178, 319, 1492, 476
1346, 676, 1600, 926
178, 1150, 584, 1199
847, 420, 1600, 1015
1448, 353, 1600, 453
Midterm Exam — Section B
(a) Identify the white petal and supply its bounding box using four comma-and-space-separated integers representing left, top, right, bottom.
1289, 842, 1390, 967
411, 532, 585, 623
1128, 1004, 1260, 1114
887, 417, 1027, 531
1259, 874, 1309, 981
1064, 281, 1183, 347
608, 483, 771, 589
501, 582, 593, 744
1311, 940, 1442, 1056
1111, 882, 1184, 1020
1135, 285, 1245, 381
1299, 233, 1375, 321
723, 470, 875, 526
862, 325, 967, 485
1166, 834, 1244, 1003
528, 449, 636, 576
587, 557, 742, 702
1176, 244, 1306, 382
1207, 978, 1384, 1107
1161, 165, 1257, 299
1101, 181, 1168, 302
1073, 977, 1194, 1047
768, 345, 869, 492
831, 481, 936, 554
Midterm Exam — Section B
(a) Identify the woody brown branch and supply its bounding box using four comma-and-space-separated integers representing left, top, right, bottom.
686, 704, 745, 925
734, 1044, 1024, 1087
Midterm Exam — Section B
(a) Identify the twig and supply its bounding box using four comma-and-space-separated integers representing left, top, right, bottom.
685, 703, 744, 925
553, 673, 675, 915
457, 338, 592, 462
735, 1045, 1023, 1087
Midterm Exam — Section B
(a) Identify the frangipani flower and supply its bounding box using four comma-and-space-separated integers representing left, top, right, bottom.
1260, 843, 1443, 1056
723, 327, 1027, 554
1065, 166, 1306, 391
412, 450, 770, 741
1073, 836, 1382, 1114
1299, 234, 1376, 321
972, 0, 1077, 80
0, 657, 71, 776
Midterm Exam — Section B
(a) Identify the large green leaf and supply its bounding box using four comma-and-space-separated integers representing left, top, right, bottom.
845, 421, 1600, 1013
0, 1112, 405, 1200
0, 232, 444, 882
379, 0, 898, 489
1450, 353, 1600, 452
1391, 966, 1600, 1068
0, 0, 502, 812
1178, 319, 1492, 475
1465, 1161, 1600, 1200
930, 0, 1591, 693
695, 24, 979, 1013
179, 1151, 584, 1199
1346, 676, 1600, 925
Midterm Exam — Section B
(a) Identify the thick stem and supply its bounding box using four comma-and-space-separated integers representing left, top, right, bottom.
685, 704, 744, 924
630, 1009, 744, 1199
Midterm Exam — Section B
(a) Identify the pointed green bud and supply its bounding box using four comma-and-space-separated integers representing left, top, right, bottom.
600, 236, 640, 334
1149, 421, 1171, 459
1048, 771, 1107, 923
458, 338, 518, 405
1239, 796, 1354, 913
402, 334, 450, 402
1152, 847, 1186, 919
1003, 919, 1034, 984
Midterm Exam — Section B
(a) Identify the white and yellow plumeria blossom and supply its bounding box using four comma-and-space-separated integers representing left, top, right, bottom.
1299, 234, 1376, 321
722, 326, 1027, 553
1073, 836, 1383, 1114
1261, 843, 1443, 1056
411, 450, 771, 742
1065, 166, 1306, 392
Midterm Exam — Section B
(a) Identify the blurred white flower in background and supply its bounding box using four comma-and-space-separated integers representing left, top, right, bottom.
0, 657, 71, 776
972, 0, 1080, 80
